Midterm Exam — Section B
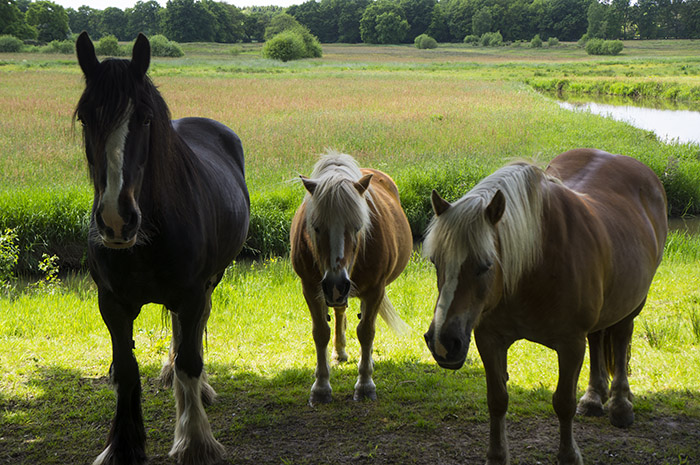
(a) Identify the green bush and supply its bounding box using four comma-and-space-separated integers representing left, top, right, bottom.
149, 34, 184, 57
547, 37, 559, 47
479, 31, 503, 47
94, 35, 124, 57
414, 33, 438, 49
0, 229, 19, 288
40, 40, 74, 54
586, 38, 624, 56
262, 28, 322, 62
531, 34, 543, 48
577, 33, 590, 47
463, 34, 479, 44
0, 35, 23, 53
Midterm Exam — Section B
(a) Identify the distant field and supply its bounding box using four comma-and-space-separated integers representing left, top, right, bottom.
1, 40, 700, 267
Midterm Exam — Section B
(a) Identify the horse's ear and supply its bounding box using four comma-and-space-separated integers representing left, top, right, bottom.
76, 31, 99, 79
354, 174, 373, 195
485, 190, 506, 225
300, 175, 317, 195
130, 33, 151, 79
431, 190, 451, 216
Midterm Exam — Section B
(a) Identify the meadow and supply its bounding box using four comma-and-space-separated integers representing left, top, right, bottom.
1, 40, 700, 464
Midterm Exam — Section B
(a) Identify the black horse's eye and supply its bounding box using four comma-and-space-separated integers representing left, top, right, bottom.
143, 117, 151, 126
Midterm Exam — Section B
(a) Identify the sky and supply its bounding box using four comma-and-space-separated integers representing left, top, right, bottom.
52, 0, 298, 10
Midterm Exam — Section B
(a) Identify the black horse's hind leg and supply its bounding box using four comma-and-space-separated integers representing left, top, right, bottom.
577, 330, 610, 417
168, 286, 225, 465
94, 293, 146, 465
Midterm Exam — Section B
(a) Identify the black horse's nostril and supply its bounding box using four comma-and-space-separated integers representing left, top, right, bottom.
339, 278, 351, 297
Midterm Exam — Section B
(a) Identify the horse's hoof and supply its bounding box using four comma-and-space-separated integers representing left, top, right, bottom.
309, 383, 333, 406
353, 381, 377, 401
608, 397, 634, 428
332, 351, 348, 364
169, 436, 225, 465
576, 392, 605, 417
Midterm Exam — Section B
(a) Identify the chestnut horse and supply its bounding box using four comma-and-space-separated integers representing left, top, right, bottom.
291, 151, 412, 405
423, 149, 667, 465
75, 33, 249, 465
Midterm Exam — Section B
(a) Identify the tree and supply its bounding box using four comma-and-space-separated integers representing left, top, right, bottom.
336, 0, 370, 43
426, 2, 450, 43
264, 13, 302, 40
472, 7, 493, 36
399, 0, 436, 42
67, 6, 101, 39
587, 1, 607, 38
202, 0, 245, 43
101, 7, 127, 40
360, 1, 409, 44
125, 1, 161, 39
0, 0, 37, 39
243, 12, 267, 42
161, 0, 216, 42
25, 1, 69, 43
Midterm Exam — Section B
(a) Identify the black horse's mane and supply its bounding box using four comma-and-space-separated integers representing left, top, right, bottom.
74, 57, 200, 223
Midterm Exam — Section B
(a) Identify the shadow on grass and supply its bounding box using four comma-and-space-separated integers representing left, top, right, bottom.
1, 361, 698, 465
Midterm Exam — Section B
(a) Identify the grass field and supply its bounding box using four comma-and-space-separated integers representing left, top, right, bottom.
1, 40, 700, 464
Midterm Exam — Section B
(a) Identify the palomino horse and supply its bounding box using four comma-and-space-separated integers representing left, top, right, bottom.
423, 149, 667, 465
290, 151, 412, 405
75, 32, 249, 465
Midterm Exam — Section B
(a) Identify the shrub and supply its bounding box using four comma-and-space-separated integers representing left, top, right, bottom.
586, 38, 624, 56
577, 33, 590, 47
262, 28, 322, 62
148, 34, 184, 57
479, 31, 503, 47
414, 34, 438, 49
0, 35, 23, 53
0, 229, 19, 289
547, 37, 559, 47
531, 34, 543, 48
463, 34, 479, 44
95, 35, 123, 57
40, 39, 74, 54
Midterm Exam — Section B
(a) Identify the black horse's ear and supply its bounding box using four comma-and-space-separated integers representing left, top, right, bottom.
76, 31, 99, 79
485, 190, 506, 225
130, 33, 151, 79
431, 189, 451, 216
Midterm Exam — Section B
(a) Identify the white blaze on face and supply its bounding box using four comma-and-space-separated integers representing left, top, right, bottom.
433, 270, 459, 358
101, 105, 132, 231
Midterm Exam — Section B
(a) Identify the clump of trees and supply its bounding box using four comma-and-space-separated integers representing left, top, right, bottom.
2, 0, 700, 48
262, 14, 322, 61
414, 33, 438, 49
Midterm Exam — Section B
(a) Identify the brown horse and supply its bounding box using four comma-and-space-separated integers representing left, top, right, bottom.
291, 151, 412, 405
423, 149, 667, 465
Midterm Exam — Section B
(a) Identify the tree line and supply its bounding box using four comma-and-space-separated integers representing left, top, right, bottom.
2, 0, 700, 46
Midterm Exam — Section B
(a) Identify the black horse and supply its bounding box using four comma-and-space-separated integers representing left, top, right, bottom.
75, 32, 249, 465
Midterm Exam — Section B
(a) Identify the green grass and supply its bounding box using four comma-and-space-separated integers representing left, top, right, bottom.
1, 237, 700, 463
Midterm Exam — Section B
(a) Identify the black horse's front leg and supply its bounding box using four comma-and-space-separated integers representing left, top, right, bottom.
168, 287, 225, 465
94, 292, 146, 465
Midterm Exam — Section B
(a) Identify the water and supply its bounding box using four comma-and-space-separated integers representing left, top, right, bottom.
556, 100, 700, 145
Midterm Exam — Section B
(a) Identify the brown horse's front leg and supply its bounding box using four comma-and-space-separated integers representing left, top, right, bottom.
475, 328, 511, 465
553, 339, 586, 465
354, 289, 382, 401
303, 284, 332, 406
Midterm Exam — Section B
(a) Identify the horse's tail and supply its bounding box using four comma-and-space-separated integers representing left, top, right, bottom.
378, 293, 411, 336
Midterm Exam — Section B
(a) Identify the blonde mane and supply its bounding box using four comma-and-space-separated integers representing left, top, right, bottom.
304, 150, 373, 236
423, 162, 547, 294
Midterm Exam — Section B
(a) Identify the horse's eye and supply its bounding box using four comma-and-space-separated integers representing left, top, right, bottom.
143, 117, 151, 126
476, 262, 492, 276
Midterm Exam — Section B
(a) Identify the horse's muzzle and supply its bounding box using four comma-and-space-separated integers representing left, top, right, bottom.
424, 326, 469, 371
321, 271, 351, 307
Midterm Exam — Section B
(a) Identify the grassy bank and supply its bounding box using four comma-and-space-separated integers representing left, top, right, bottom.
2, 41, 700, 273
1, 232, 699, 464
